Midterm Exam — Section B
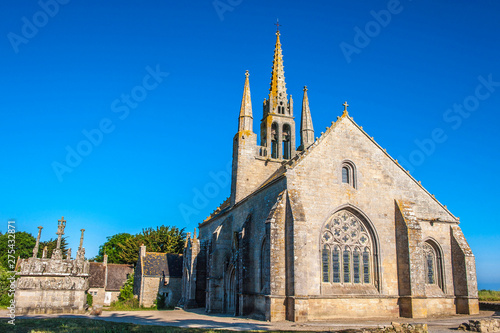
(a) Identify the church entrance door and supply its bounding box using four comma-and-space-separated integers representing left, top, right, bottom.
225, 266, 236, 314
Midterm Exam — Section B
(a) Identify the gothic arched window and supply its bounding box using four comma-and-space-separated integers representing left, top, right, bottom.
321, 210, 375, 286
423, 240, 444, 290
341, 161, 356, 188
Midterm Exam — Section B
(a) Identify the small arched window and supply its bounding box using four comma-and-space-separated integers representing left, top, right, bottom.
341, 161, 356, 188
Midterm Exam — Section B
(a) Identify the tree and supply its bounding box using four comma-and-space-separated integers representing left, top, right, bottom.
0, 231, 35, 270
93, 233, 133, 263
116, 235, 144, 265
94, 226, 185, 265
140, 226, 185, 254
0, 265, 15, 306
37, 237, 68, 258
117, 226, 185, 264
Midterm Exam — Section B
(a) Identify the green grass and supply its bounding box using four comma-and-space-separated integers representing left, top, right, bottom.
0, 317, 235, 333
479, 289, 500, 302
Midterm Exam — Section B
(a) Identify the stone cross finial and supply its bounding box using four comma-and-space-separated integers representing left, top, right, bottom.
303, 86, 308, 92
78, 229, 85, 250
245, 70, 249, 78
33, 226, 43, 258
343, 101, 349, 113
275, 19, 281, 32
56, 216, 66, 249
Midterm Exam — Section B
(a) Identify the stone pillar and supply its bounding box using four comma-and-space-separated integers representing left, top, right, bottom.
451, 225, 479, 315
33, 226, 43, 258
395, 200, 426, 318
76, 229, 85, 260
140, 244, 146, 258
266, 191, 287, 321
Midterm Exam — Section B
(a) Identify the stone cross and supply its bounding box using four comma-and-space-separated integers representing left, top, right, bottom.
275, 19, 281, 32
78, 229, 85, 250
56, 216, 66, 249
343, 101, 349, 112
32, 226, 43, 258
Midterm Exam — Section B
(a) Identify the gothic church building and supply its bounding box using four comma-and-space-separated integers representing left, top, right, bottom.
181, 31, 479, 321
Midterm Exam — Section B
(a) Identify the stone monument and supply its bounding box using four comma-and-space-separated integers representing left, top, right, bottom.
15, 217, 90, 314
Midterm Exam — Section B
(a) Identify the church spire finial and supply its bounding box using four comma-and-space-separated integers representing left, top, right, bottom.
268, 24, 287, 113
238, 70, 253, 132
300, 86, 314, 150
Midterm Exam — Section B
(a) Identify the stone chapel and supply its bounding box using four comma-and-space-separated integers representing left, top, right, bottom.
181, 30, 479, 322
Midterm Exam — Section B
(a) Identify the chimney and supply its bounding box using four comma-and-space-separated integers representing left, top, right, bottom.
140, 244, 146, 258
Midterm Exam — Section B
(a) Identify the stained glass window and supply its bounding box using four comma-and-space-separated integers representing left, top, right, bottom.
353, 249, 360, 283
322, 245, 330, 282
342, 166, 349, 184
423, 242, 437, 285
343, 247, 350, 283
363, 248, 370, 283
332, 246, 340, 283
321, 210, 374, 286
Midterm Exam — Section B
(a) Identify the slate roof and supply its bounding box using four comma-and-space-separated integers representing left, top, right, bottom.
141, 252, 183, 278
89, 262, 106, 288
88, 262, 133, 291
106, 264, 134, 291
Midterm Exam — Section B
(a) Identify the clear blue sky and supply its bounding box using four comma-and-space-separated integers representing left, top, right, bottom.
1, 1, 499, 289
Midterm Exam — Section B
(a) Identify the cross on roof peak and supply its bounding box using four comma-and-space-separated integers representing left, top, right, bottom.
343, 101, 349, 112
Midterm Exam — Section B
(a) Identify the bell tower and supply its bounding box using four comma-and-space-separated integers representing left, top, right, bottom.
260, 28, 296, 160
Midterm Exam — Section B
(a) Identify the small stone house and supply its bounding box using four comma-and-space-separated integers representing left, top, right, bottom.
133, 245, 183, 308
88, 254, 134, 306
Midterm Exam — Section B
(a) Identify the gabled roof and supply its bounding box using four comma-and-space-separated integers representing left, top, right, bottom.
106, 264, 134, 291
88, 262, 134, 291
283, 110, 458, 221
89, 262, 106, 288
141, 252, 183, 278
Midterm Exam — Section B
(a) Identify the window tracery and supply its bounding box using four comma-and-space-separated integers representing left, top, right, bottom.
321, 210, 372, 285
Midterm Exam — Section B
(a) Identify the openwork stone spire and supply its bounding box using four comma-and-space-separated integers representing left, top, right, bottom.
268, 30, 288, 113
238, 70, 253, 132
300, 86, 314, 149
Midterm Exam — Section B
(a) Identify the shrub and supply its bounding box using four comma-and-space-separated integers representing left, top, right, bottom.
86, 293, 93, 307
156, 292, 166, 309
118, 275, 134, 302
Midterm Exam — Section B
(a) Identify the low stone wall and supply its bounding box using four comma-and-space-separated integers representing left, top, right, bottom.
479, 302, 500, 311
458, 318, 500, 332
